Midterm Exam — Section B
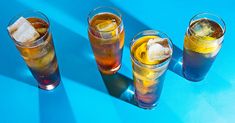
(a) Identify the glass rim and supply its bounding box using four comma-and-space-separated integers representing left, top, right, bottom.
188, 12, 226, 38
130, 30, 173, 69
7, 10, 50, 48
87, 6, 123, 33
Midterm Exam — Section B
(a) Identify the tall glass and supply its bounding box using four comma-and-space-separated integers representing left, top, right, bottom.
183, 13, 225, 81
130, 30, 173, 109
88, 6, 125, 75
8, 11, 61, 90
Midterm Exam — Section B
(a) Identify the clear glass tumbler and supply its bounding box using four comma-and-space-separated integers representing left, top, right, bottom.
130, 30, 173, 109
8, 11, 61, 90
88, 6, 125, 74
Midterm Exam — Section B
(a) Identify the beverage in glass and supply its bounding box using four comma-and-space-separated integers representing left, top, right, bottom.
183, 13, 225, 81
130, 30, 173, 109
88, 7, 125, 74
7, 11, 61, 90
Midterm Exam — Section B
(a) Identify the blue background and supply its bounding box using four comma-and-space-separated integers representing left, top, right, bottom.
0, 0, 235, 123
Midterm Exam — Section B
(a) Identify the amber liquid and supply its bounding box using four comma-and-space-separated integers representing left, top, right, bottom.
88, 13, 125, 74
15, 18, 60, 90
131, 36, 171, 109
183, 19, 224, 81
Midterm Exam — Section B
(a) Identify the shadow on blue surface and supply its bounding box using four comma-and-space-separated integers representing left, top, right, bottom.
52, 20, 140, 107
0, 1, 37, 87
13, 0, 185, 82
52, 21, 108, 93
100, 72, 137, 106
45, 1, 147, 107
39, 82, 76, 123
4, 0, 185, 109
42, 0, 149, 46
169, 45, 184, 78
12, 0, 186, 105
51, 17, 139, 106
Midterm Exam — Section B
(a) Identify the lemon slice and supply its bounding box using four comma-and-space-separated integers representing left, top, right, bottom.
96, 20, 117, 31
142, 79, 157, 87
134, 43, 147, 62
96, 20, 118, 39
185, 36, 219, 54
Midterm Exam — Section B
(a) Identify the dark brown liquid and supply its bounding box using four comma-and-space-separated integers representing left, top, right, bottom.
88, 13, 125, 74
16, 18, 60, 89
183, 19, 224, 81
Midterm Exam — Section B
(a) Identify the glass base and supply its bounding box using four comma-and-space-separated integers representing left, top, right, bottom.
137, 103, 158, 110
183, 72, 205, 82
135, 96, 158, 110
38, 80, 60, 90
99, 64, 121, 75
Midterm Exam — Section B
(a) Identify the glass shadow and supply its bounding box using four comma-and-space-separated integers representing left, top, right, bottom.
99, 72, 137, 106
0, 0, 37, 87
14, 0, 186, 108
169, 45, 184, 77
39, 82, 76, 123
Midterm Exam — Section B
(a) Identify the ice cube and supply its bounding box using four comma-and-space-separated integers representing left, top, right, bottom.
8, 17, 28, 33
192, 20, 214, 37
147, 38, 171, 61
147, 38, 166, 45
96, 20, 118, 39
8, 17, 40, 43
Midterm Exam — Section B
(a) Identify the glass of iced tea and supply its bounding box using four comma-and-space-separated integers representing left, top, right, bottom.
7, 11, 61, 90
88, 6, 125, 74
183, 13, 225, 81
130, 30, 173, 109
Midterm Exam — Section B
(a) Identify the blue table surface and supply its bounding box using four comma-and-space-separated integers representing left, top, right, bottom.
1, 0, 235, 123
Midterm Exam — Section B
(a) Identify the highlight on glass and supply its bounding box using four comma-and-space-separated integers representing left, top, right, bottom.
130, 30, 173, 109
7, 11, 61, 90
88, 6, 125, 75
183, 13, 226, 82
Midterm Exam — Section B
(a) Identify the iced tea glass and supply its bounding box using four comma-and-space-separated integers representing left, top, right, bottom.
8, 11, 61, 90
88, 7, 125, 74
183, 13, 225, 81
130, 30, 173, 109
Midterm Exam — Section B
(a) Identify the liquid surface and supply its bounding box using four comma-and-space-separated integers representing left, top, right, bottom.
90, 13, 121, 32
184, 19, 224, 54
131, 36, 171, 65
